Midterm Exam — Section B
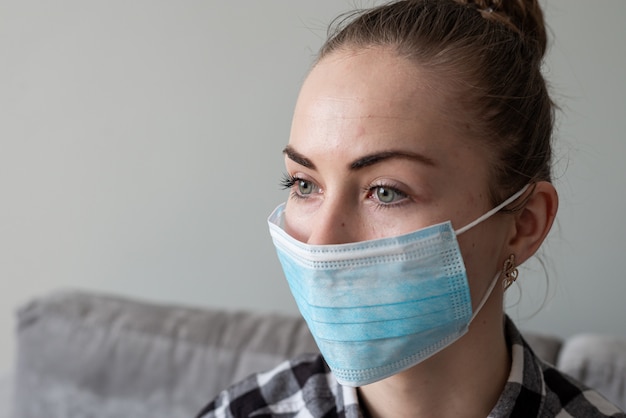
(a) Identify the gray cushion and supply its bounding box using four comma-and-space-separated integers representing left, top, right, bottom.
14, 290, 318, 418
557, 334, 626, 411
14, 289, 626, 416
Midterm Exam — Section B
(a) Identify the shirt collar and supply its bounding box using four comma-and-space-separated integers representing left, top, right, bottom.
488, 316, 547, 417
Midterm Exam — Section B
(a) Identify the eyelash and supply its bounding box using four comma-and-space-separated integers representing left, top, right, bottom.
280, 174, 409, 207
279, 173, 298, 190
280, 173, 312, 201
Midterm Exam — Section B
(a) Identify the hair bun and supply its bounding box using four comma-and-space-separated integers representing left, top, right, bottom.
459, 0, 548, 61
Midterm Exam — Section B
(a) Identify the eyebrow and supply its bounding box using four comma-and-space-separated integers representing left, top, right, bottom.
349, 150, 436, 170
283, 145, 436, 171
283, 145, 316, 169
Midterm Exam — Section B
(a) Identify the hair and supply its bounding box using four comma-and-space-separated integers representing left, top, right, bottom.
317, 0, 554, 205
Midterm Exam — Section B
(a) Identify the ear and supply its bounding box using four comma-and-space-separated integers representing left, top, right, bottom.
507, 181, 559, 265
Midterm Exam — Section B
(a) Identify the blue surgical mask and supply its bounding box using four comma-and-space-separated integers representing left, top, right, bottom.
268, 186, 528, 387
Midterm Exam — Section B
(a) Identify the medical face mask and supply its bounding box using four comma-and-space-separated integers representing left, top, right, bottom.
267, 186, 528, 387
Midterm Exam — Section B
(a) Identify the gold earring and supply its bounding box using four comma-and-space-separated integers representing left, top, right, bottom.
502, 254, 518, 291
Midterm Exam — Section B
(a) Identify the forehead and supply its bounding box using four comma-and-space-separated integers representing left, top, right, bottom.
289, 47, 472, 162
287, 47, 494, 199
298, 47, 447, 119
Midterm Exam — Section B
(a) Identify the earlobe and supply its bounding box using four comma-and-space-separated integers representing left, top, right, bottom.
508, 181, 559, 265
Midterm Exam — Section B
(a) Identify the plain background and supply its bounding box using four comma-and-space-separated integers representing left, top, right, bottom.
1, 0, 625, 378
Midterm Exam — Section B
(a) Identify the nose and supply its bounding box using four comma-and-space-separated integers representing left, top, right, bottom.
306, 200, 360, 245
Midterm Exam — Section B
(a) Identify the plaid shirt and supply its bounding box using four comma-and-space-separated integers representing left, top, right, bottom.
197, 318, 625, 417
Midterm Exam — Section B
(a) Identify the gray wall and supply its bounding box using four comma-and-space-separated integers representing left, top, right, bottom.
1, 0, 625, 376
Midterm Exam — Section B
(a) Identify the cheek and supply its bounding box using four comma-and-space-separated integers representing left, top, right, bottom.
456, 224, 507, 303
457, 236, 481, 279
283, 202, 311, 243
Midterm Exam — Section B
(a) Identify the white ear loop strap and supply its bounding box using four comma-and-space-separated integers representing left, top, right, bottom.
470, 271, 501, 321
455, 184, 530, 235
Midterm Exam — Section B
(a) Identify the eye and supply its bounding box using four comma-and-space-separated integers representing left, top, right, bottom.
280, 174, 320, 198
296, 179, 315, 195
369, 185, 408, 206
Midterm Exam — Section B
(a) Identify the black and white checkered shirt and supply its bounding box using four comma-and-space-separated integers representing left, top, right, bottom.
196, 318, 625, 417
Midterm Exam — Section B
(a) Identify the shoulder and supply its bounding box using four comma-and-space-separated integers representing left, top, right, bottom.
196, 353, 357, 418
539, 360, 625, 417
499, 317, 625, 417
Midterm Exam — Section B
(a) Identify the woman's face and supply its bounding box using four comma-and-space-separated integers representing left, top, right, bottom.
283, 47, 513, 297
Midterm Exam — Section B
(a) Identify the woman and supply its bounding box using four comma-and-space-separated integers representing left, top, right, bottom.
197, 0, 625, 416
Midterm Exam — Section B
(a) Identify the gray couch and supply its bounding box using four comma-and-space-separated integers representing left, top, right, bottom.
7, 290, 626, 417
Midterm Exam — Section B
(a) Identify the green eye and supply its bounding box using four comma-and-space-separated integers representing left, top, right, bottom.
298, 180, 314, 195
376, 186, 397, 203
370, 185, 408, 206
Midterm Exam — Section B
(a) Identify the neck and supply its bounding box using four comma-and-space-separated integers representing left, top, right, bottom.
357, 303, 511, 418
